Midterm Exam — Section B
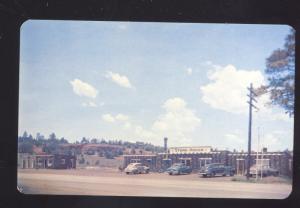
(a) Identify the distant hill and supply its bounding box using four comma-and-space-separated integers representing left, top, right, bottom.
18, 131, 164, 157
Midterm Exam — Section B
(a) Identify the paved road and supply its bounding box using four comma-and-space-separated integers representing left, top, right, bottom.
18, 170, 292, 199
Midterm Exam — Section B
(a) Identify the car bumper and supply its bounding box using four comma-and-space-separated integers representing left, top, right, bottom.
198, 172, 209, 176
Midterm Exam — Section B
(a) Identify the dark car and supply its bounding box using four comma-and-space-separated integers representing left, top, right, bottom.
166, 163, 192, 175
199, 163, 235, 177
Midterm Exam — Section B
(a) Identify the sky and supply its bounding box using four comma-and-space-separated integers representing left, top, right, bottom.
19, 20, 294, 151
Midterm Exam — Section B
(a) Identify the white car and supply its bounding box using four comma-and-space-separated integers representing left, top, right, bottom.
124, 163, 150, 174
249, 165, 279, 177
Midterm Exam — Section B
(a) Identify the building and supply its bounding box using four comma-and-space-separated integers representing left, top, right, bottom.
18, 153, 76, 169
123, 146, 229, 172
227, 149, 293, 176
122, 140, 293, 176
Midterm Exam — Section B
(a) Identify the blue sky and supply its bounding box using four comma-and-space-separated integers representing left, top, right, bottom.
19, 20, 294, 151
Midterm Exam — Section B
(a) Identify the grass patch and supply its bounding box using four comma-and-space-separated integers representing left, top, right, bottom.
231, 175, 292, 184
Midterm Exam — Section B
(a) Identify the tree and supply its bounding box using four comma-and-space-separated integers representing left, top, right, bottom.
130, 148, 136, 154
49, 133, 57, 141
18, 142, 33, 153
256, 29, 295, 116
81, 137, 88, 144
91, 138, 98, 144
59, 137, 68, 144
22, 131, 28, 139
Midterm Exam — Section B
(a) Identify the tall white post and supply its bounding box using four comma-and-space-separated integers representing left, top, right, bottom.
261, 129, 263, 180
256, 127, 260, 181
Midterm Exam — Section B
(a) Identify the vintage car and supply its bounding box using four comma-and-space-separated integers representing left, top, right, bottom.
199, 163, 235, 177
124, 163, 150, 174
249, 165, 279, 177
166, 163, 192, 175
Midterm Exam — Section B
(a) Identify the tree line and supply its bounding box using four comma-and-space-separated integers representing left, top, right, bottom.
18, 131, 164, 155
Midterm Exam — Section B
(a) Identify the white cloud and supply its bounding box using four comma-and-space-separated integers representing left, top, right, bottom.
134, 125, 156, 139
222, 132, 246, 151
225, 133, 245, 144
200, 64, 293, 123
152, 97, 201, 146
123, 122, 132, 130
102, 114, 115, 123
105, 71, 133, 88
102, 113, 130, 124
115, 114, 129, 121
260, 133, 281, 150
82, 101, 97, 107
200, 64, 264, 114
70, 79, 98, 98
102, 98, 201, 146
186, 67, 193, 75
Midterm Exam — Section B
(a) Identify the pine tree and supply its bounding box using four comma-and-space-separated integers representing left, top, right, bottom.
256, 29, 295, 116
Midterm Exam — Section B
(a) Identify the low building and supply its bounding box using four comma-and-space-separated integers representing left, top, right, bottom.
18, 153, 76, 169
123, 145, 293, 176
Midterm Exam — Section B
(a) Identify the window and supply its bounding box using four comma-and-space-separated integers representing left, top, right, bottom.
48, 159, 53, 166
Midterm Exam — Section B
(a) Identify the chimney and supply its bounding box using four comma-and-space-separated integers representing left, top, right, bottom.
164, 137, 168, 152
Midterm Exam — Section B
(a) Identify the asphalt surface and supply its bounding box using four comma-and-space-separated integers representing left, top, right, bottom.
17, 169, 292, 199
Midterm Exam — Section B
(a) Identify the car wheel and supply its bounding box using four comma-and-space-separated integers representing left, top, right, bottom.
126, 172, 129, 175
230, 172, 234, 176
273, 172, 279, 177
211, 172, 215, 177
203, 174, 207, 178
169, 172, 172, 175
146, 169, 149, 174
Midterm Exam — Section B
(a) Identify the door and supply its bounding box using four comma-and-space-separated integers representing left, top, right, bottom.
179, 158, 191, 167
199, 158, 212, 169
218, 164, 225, 174
236, 159, 245, 175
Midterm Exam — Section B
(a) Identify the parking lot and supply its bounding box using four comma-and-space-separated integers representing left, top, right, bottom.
18, 168, 292, 199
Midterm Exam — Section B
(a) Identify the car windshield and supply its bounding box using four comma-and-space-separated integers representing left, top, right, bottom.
172, 163, 182, 167
205, 164, 216, 168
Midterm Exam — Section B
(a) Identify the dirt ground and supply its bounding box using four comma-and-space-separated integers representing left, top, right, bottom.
17, 168, 292, 199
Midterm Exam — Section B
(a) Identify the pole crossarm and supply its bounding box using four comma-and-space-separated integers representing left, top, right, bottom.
247, 87, 258, 97
247, 94, 258, 103
247, 101, 259, 111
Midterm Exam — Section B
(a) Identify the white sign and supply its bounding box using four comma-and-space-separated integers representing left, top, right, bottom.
169, 146, 212, 154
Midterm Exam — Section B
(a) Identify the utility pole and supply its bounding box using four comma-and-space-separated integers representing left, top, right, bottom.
256, 127, 260, 181
246, 83, 259, 180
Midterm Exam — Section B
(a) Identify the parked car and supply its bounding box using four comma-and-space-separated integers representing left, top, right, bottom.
124, 163, 150, 174
249, 165, 279, 177
199, 163, 235, 177
166, 163, 192, 175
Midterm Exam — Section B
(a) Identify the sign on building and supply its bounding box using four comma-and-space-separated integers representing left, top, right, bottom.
169, 146, 212, 154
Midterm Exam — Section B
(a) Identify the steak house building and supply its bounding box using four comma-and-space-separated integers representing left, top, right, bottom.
123, 146, 293, 177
